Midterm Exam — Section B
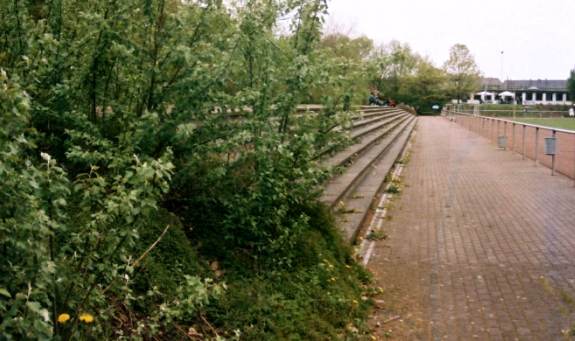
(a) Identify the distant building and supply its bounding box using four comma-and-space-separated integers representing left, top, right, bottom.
469, 78, 572, 105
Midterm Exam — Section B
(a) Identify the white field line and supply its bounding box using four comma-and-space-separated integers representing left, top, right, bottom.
358, 136, 413, 266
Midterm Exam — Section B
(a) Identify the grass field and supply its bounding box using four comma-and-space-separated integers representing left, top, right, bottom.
461, 103, 571, 111
453, 103, 571, 118
513, 118, 575, 131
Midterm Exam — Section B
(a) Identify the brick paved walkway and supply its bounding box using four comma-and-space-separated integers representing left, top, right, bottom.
369, 117, 575, 340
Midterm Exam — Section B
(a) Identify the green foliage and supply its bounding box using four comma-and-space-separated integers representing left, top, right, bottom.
458, 103, 571, 117
443, 43, 481, 103
205, 204, 373, 340
0, 0, 373, 339
514, 118, 575, 131
385, 184, 401, 194
366, 230, 388, 241
368, 41, 420, 98
0, 67, 207, 339
398, 58, 449, 112
568, 69, 575, 102
365, 40, 452, 112
311, 34, 374, 106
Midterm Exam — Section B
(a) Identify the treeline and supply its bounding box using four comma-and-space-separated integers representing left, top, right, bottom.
316, 34, 482, 112
569, 69, 575, 101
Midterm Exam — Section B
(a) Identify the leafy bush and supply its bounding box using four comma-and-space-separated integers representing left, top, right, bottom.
205, 204, 373, 340
0, 0, 374, 339
0, 69, 220, 339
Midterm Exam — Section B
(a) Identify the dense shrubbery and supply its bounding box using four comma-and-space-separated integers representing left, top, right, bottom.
0, 0, 374, 339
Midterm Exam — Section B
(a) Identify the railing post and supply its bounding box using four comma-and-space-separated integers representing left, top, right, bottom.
491, 118, 494, 141
551, 130, 557, 176
488, 117, 493, 141
512, 123, 516, 152
535, 127, 539, 166
503, 121, 507, 150
522, 125, 526, 160
476, 115, 479, 133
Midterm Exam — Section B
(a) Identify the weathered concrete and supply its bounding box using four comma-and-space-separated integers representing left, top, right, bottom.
369, 116, 575, 340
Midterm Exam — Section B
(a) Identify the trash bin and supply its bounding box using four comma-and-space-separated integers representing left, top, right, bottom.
544, 137, 556, 155
497, 135, 507, 149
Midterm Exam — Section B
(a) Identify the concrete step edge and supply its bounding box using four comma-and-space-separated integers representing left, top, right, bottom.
337, 117, 418, 242
321, 116, 416, 207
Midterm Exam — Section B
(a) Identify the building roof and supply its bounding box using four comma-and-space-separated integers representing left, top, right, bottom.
504, 79, 567, 91
482, 78, 502, 86
480, 78, 567, 91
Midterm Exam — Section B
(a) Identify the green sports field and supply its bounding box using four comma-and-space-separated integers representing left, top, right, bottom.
513, 118, 575, 131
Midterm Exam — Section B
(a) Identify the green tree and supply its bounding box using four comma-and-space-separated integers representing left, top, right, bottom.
399, 58, 449, 112
320, 34, 374, 60
367, 41, 419, 102
568, 69, 575, 103
443, 43, 481, 103
309, 34, 374, 106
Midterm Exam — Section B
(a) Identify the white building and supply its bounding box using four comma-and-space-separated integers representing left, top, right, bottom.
470, 78, 572, 105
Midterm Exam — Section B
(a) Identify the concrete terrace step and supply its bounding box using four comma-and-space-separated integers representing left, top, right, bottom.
359, 106, 398, 114
315, 111, 405, 161
350, 110, 403, 130
321, 115, 415, 208
350, 112, 406, 140
353, 107, 401, 120
322, 113, 411, 170
335, 118, 417, 241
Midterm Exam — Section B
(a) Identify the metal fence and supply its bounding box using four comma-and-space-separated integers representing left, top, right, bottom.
460, 110, 569, 118
445, 110, 575, 184
450, 104, 570, 118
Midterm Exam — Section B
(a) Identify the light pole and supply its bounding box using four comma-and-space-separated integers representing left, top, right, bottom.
500, 50, 504, 81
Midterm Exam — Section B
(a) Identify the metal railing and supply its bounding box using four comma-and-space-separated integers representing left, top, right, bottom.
444, 110, 575, 185
457, 109, 569, 118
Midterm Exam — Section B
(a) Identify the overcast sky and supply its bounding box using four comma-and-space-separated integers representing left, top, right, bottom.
325, 0, 575, 80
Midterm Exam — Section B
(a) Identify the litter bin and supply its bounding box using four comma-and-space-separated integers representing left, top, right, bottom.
544, 137, 556, 155
497, 135, 507, 149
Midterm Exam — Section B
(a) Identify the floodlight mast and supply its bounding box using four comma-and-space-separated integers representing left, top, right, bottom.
500, 50, 504, 83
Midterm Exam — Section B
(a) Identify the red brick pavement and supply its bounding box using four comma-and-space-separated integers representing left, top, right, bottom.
368, 116, 575, 340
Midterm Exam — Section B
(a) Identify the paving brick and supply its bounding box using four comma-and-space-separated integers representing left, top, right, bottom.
368, 117, 575, 340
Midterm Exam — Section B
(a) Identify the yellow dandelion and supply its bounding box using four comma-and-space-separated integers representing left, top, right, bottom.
79, 313, 94, 324
57, 313, 70, 324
